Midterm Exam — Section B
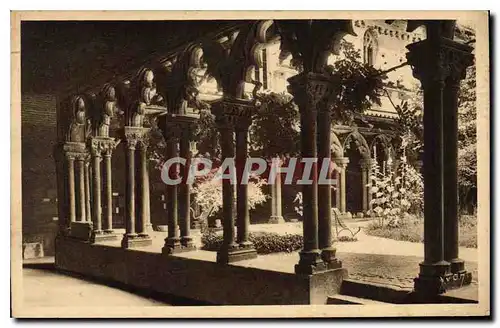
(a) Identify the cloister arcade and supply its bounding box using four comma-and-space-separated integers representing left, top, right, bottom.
54, 19, 474, 304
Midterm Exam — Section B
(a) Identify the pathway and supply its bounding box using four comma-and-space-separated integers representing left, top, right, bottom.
22, 258, 169, 307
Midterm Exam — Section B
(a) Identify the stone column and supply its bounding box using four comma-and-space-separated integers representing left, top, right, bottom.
407, 23, 473, 294
360, 159, 371, 214
91, 148, 103, 233
288, 73, 326, 274
122, 136, 138, 247
443, 77, 470, 276
337, 158, 349, 214
138, 140, 152, 240
178, 128, 195, 250
162, 134, 182, 253
216, 124, 238, 261
317, 99, 340, 268
67, 155, 76, 223
211, 100, 258, 264
122, 128, 153, 249
85, 160, 92, 222
77, 156, 86, 222
334, 167, 341, 210
103, 149, 114, 233
235, 124, 256, 258
269, 159, 284, 223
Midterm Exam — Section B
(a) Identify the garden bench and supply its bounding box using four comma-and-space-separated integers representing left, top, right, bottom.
332, 208, 361, 239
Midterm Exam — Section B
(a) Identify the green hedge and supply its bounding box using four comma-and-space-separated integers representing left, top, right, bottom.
201, 230, 357, 254
201, 231, 302, 254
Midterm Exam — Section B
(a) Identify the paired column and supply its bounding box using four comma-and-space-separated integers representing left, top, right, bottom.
63, 143, 92, 239
90, 138, 117, 240
288, 73, 324, 274
122, 127, 152, 249
407, 22, 473, 294
213, 100, 257, 264
162, 117, 197, 254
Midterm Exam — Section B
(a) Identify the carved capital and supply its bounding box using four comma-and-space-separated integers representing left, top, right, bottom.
90, 136, 119, 157
406, 37, 474, 87
288, 72, 334, 112
211, 99, 255, 130
124, 126, 150, 150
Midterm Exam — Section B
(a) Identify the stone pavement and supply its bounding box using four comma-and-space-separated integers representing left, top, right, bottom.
245, 221, 478, 289
23, 258, 169, 307
23, 220, 478, 306
249, 221, 478, 262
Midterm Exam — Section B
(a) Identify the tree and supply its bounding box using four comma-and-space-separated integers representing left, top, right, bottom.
249, 40, 387, 161
390, 63, 477, 212
457, 64, 477, 210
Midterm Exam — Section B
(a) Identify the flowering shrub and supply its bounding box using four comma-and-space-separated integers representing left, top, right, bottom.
369, 140, 423, 227
192, 173, 268, 229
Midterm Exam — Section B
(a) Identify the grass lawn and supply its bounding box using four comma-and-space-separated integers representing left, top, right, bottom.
365, 215, 477, 248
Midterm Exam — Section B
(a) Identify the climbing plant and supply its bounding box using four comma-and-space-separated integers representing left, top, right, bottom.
369, 141, 423, 227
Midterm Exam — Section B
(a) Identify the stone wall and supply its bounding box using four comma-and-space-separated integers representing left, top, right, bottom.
21, 94, 59, 255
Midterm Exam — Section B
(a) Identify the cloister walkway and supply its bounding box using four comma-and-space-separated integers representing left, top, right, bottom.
92, 224, 478, 295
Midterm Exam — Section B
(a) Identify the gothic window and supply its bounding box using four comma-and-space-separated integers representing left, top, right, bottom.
363, 30, 377, 66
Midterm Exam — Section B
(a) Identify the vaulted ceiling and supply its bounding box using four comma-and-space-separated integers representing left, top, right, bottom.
21, 20, 244, 96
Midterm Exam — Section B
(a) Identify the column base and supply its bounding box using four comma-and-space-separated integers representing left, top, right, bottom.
162, 237, 196, 254
414, 272, 472, 295
69, 221, 93, 242
145, 223, 154, 232
268, 216, 285, 224
295, 250, 327, 275
414, 260, 451, 295
92, 230, 118, 243
217, 246, 257, 264
449, 258, 466, 273
180, 236, 196, 249
321, 247, 342, 269
121, 233, 153, 249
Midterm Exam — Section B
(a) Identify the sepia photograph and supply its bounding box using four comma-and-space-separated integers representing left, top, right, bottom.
10, 10, 490, 318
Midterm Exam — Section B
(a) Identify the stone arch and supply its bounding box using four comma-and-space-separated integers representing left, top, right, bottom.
370, 134, 395, 173
342, 130, 371, 160
342, 130, 371, 216
331, 131, 344, 158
